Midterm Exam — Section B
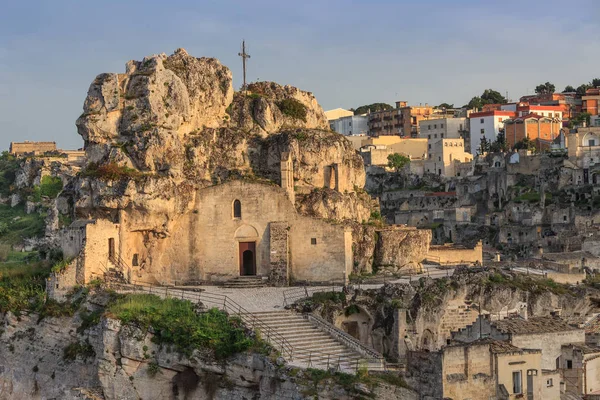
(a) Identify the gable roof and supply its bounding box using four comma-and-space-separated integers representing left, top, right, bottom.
492, 316, 579, 335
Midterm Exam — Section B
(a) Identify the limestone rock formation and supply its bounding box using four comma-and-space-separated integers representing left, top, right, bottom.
295, 188, 373, 222
229, 81, 328, 135
76, 48, 234, 172
0, 304, 416, 400
374, 227, 432, 272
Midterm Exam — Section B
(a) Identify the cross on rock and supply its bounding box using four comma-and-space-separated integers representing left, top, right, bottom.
238, 40, 251, 93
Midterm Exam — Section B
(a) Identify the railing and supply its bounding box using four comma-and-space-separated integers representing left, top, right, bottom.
121, 281, 294, 361
282, 282, 343, 307
305, 313, 384, 362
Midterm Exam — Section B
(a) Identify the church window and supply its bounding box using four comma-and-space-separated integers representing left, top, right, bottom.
311, 238, 317, 245
233, 200, 242, 219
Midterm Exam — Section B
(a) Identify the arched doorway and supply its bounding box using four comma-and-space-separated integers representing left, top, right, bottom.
239, 242, 256, 276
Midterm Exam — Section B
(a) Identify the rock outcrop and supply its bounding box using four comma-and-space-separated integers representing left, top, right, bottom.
374, 227, 432, 272
228, 81, 328, 135
0, 302, 416, 400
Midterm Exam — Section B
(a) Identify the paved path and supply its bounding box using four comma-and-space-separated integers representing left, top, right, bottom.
126, 266, 457, 313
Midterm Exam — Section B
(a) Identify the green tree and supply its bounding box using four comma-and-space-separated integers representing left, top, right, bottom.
354, 103, 393, 115
592, 78, 600, 88
478, 137, 491, 154
534, 82, 555, 95
481, 89, 507, 104
514, 137, 536, 152
387, 153, 410, 171
490, 133, 508, 153
437, 103, 454, 109
466, 89, 507, 110
562, 85, 576, 93
577, 84, 592, 95
569, 112, 591, 128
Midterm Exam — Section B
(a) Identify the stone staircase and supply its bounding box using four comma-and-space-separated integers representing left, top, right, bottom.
251, 310, 381, 372
221, 276, 266, 288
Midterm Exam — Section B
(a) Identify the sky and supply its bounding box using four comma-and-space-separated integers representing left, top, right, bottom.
1, 0, 600, 150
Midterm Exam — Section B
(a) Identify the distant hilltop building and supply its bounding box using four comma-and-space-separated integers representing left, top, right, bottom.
9, 141, 57, 156
9, 141, 86, 166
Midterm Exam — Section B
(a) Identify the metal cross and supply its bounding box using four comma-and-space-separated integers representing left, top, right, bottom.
238, 40, 251, 92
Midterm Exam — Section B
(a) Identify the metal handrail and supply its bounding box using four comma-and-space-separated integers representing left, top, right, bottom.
304, 313, 384, 362
123, 281, 294, 360
282, 281, 342, 307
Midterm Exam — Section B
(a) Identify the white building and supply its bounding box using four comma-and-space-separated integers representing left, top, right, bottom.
468, 111, 516, 155
420, 117, 467, 155
329, 115, 369, 136
324, 108, 353, 121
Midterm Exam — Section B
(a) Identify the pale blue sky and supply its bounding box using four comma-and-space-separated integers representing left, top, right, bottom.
1, 0, 599, 150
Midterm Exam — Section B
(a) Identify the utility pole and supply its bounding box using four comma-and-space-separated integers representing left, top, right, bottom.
238, 40, 251, 93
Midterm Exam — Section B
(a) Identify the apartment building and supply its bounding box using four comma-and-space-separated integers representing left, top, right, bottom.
419, 117, 467, 146
469, 111, 516, 155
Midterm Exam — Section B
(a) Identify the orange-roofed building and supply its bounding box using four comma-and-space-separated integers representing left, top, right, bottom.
583, 88, 600, 116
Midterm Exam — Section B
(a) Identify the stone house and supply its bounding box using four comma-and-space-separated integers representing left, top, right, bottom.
452, 315, 585, 371
406, 338, 554, 400
561, 343, 600, 397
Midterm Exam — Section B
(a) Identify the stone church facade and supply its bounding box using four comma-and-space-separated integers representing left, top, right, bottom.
50, 156, 352, 296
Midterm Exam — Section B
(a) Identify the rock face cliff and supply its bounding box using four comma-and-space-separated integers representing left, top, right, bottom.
0, 304, 415, 400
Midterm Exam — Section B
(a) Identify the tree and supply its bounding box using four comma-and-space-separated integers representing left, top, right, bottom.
514, 137, 536, 152
354, 103, 393, 115
593, 78, 600, 88
480, 89, 507, 105
534, 82, 555, 95
490, 133, 508, 153
437, 103, 454, 109
478, 137, 491, 154
569, 112, 591, 128
466, 89, 507, 110
387, 153, 410, 171
577, 84, 592, 95
562, 85, 576, 93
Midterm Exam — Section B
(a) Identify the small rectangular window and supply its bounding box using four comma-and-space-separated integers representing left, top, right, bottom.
441, 123, 444, 128
547, 378, 553, 387
480, 118, 485, 123
567, 360, 573, 369
480, 128, 485, 134
311, 238, 317, 245
513, 371, 522, 394
132, 254, 139, 267
434, 124, 437, 128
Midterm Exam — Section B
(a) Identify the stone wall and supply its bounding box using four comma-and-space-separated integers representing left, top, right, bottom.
405, 350, 444, 399
427, 241, 483, 266
441, 343, 496, 400
268, 221, 289, 286
9, 141, 57, 155
511, 330, 585, 371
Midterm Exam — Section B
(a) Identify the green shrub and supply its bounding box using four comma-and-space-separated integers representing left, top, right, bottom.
344, 304, 361, 316
33, 176, 63, 201
147, 361, 160, 377
311, 291, 346, 304
0, 244, 9, 262
0, 152, 19, 197
0, 260, 48, 315
277, 99, 307, 122
63, 340, 95, 362
51, 258, 71, 273
82, 162, 143, 182
0, 204, 46, 245
77, 309, 103, 334
107, 294, 256, 359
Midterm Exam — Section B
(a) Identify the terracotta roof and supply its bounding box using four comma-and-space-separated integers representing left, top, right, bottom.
564, 342, 600, 354
492, 317, 579, 335
446, 338, 526, 354
584, 315, 600, 334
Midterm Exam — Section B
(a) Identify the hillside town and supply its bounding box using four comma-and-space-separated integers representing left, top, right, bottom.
2, 47, 600, 399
